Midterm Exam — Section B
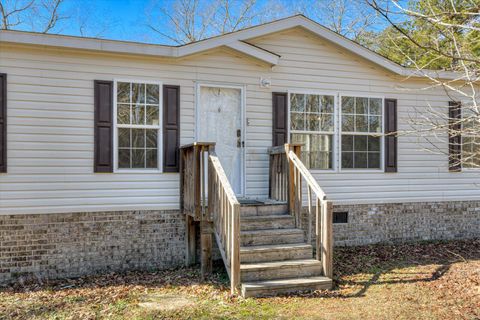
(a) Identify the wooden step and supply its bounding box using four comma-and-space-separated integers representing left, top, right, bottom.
240, 228, 304, 246
241, 214, 295, 231
241, 276, 333, 298
240, 259, 322, 282
240, 243, 312, 263
240, 204, 288, 217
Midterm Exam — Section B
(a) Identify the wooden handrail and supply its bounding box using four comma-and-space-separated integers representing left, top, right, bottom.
269, 143, 333, 279
180, 141, 241, 293
287, 150, 326, 201
208, 150, 241, 294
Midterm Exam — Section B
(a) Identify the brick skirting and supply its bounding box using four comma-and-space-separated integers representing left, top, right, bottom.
329, 201, 480, 246
1, 201, 479, 285
0, 210, 185, 285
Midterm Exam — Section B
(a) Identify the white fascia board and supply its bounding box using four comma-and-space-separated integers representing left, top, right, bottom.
225, 41, 279, 65
0, 30, 177, 57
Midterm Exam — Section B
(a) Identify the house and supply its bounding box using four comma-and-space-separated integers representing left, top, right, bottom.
0, 15, 478, 297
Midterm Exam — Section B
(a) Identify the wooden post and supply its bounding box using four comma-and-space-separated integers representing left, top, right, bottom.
321, 200, 333, 278
194, 145, 201, 220
179, 148, 185, 211
315, 198, 321, 261
185, 215, 196, 266
200, 220, 213, 278
231, 202, 241, 294
286, 144, 295, 216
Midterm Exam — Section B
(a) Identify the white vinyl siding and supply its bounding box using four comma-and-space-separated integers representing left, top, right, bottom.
1, 27, 480, 215
249, 28, 480, 204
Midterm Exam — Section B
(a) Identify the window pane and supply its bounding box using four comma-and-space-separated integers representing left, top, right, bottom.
369, 98, 382, 115
146, 130, 157, 148
118, 149, 130, 168
310, 151, 331, 169
342, 115, 354, 132
369, 115, 381, 133
368, 152, 380, 169
356, 97, 368, 114
117, 104, 130, 124
146, 84, 159, 104
118, 128, 130, 148
117, 82, 130, 103
462, 136, 480, 168
368, 136, 380, 152
132, 83, 145, 104
342, 152, 353, 168
131, 149, 145, 168
291, 113, 305, 131
354, 152, 368, 168
320, 114, 334, 131
321, 96, 334, 114
342, 135, 353, 151
354, 135, 367, 151
306, 95, 319, 113
291, 94, 305, 112
132, 129, 145, 148
355, 115, 368, 132
307, 114, 320, 131
132, 104, 145, 125
342, 96, 354, 114
290, 133, 332, 169
146, 149, 158, 168
146, 106, 159, 125
311, 134, 331, 152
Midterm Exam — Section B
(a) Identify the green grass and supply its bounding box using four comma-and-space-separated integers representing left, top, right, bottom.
1, 239, 478, 320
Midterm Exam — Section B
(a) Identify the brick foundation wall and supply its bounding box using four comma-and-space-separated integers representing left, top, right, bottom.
300, 200, 480, 247
0, 210, 185, 285
2, 201, 479, 285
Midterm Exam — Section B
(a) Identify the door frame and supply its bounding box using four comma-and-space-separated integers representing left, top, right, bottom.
195, 82, 247, 197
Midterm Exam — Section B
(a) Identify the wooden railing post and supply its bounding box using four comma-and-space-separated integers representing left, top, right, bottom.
321, 200, 333, 278
231, 202, 241, 293
316, 198, 321, 261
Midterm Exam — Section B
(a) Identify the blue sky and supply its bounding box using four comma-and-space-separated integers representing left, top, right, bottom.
6, 0, 395, 45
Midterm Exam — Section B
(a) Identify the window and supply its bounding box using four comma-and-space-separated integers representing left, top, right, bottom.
341, 96, 383, 169
290, 93, 335, 169
462, 116, 480, 168
115, 81, 161, 169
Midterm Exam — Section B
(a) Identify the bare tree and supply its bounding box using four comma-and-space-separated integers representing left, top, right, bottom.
293, 0, 380, 46
147, 0, 283, 45
368, 0, 480, 169
0, 0, 66, 33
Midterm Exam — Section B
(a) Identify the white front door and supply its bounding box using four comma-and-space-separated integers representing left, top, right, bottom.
198, 85, 244, 196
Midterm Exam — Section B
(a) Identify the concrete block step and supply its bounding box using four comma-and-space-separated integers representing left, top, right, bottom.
241, 276, 333, 298
240, 228, 304, 246
240, 204, 288, 217
240, 214, 295, 231
240, 243, 312, 263
240, 258, 322, 282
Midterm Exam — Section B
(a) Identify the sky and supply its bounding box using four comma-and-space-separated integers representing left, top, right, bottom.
2, 0, 396, 45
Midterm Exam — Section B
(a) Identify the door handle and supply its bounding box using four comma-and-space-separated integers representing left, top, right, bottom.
237, 129, 242, 148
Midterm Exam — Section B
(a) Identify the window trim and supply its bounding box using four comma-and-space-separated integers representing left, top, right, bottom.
339, 93, 385, 172
287, 90, 339, 172
113, 79, 163, 173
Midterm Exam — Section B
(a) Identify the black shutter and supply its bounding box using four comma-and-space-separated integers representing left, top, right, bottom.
272, 92, 288, 146
449, 101, 462, 172
384, 98, 397, 172
0, 74, 6, 173
163, 85, 180, 172
94, 80, 113, 173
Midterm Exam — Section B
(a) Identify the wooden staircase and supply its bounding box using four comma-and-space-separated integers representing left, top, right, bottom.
239, 201, 332, 297
180, 143, 333, 298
